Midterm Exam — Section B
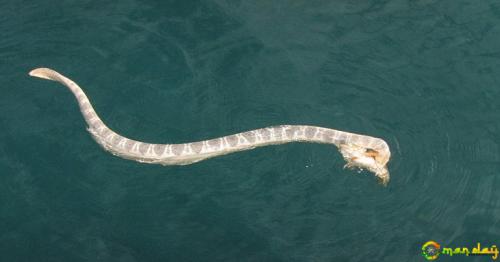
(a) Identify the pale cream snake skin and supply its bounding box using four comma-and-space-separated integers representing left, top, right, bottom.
29, 68, 391, 185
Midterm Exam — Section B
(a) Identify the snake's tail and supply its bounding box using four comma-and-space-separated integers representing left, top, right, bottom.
29, 68, 60, 81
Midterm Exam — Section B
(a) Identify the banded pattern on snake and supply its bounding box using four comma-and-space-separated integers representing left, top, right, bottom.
29, 68, 391, 185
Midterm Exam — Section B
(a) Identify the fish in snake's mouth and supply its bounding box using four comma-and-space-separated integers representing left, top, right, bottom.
339, 144, 390, 185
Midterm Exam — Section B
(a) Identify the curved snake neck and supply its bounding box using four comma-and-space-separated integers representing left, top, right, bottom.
29, 68, 391, 185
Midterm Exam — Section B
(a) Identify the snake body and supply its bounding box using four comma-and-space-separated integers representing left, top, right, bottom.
29, 68, 391, 185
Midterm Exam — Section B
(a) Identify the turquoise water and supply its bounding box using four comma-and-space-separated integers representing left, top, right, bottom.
1, 1, 500, 261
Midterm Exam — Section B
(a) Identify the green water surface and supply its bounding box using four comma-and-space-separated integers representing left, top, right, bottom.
1, 1, 499, 261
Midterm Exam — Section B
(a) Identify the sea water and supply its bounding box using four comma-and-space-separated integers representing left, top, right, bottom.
0, 1, 499, 261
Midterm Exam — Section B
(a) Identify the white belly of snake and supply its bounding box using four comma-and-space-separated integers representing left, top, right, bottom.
29, 68, 391, 185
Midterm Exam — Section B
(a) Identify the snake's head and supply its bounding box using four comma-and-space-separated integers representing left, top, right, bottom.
339, 144, 390, 186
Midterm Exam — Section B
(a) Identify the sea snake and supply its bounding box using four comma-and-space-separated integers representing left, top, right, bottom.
29, 68, 391, 185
